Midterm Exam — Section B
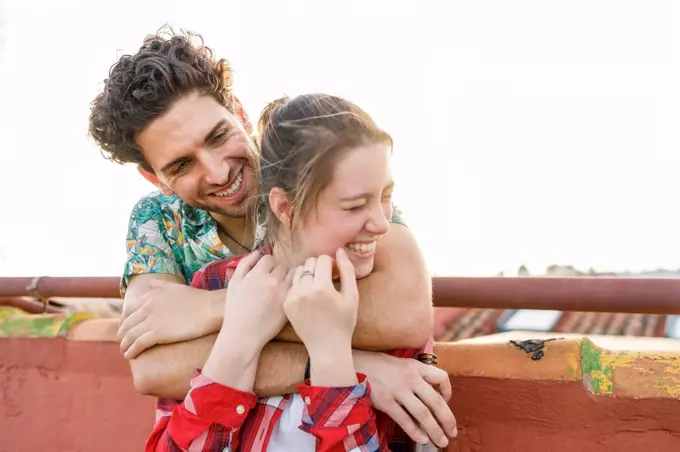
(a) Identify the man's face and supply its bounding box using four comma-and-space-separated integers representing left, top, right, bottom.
137, 92, 258, 218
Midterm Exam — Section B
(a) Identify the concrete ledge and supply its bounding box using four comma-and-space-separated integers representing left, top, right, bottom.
12, 316, 680, 400
66, 318, 119, 341
435, 331, 680, 399
0, 310, 120, 341
435, 331, 680, 451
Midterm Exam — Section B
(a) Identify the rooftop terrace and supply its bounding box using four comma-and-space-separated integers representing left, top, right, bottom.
1, 275, 679, 451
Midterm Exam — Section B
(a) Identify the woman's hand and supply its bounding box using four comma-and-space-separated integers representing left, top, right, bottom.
220, 252, 294, 352
283, 248, 359, 386
201, 252, 294, 391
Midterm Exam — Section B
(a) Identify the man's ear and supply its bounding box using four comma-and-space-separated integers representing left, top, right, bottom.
137, 166, 173, 196
268, 187, 293, 228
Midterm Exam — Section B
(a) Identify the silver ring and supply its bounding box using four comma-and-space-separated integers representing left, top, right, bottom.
301, 270, 315, 278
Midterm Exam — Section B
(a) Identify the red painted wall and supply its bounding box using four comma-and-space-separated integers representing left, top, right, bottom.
0, 338, 154, 452
2, 338, 680, 452
449, 377, 680, 452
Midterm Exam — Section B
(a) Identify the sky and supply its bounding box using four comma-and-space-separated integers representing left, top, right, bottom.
1, 0, 680, 277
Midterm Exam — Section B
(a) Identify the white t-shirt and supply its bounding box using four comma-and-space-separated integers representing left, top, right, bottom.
267, 394, 316, 451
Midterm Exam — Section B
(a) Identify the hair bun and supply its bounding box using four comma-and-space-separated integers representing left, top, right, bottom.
257, 95, 290, 139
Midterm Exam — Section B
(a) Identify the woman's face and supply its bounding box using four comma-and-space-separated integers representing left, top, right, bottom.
290, 142, 393, 279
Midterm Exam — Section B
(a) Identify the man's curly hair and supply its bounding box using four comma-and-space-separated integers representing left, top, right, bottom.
89, 27, 234, 172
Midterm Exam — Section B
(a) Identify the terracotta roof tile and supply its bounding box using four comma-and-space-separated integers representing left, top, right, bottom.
435, 308, 669, 341
438, 309, 504, 342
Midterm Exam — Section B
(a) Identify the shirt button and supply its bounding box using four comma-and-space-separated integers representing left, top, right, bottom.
304, 396, 311, 405
236, 405, 245, 415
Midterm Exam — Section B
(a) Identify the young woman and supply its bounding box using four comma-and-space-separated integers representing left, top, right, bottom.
145, 94, 432, 452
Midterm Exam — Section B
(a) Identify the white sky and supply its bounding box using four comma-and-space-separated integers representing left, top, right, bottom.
1, 0, 680, 277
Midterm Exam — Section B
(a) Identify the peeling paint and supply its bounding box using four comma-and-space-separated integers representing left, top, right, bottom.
645, 357, 680, 398
580, 339, 680, 398
567, 347, 580, 379
581, 339, 623, 394
581, 340, 610, 394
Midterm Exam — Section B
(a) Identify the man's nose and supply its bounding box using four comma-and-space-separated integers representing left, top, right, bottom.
200, 151, 231, 186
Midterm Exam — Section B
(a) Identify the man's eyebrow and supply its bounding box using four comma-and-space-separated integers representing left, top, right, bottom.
340, 181, 395, 202
204, 119, 230, 144
159, 120, 230, 175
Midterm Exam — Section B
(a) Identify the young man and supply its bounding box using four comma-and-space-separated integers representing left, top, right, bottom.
89, 28, 456, 448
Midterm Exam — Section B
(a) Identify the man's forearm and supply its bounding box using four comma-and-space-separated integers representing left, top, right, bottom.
131, 333, 308, 400
351, 263, 432, 350
352, 225, 433, 350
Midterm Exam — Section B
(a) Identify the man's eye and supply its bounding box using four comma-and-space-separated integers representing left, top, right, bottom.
213, 131, 227, 144
172, 161, 189, 175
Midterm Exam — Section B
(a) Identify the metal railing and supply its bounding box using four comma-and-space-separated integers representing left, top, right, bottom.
1, 276, 680, 315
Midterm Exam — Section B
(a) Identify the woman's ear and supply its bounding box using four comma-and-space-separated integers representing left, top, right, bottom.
268, 188, 293, 228
137, 166, 174, 196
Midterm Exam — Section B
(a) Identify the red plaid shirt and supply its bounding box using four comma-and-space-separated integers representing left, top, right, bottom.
146, 251, 420, 452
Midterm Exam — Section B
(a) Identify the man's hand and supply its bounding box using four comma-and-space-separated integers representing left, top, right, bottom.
354, 350, 457, 449
118, 279, 224, 359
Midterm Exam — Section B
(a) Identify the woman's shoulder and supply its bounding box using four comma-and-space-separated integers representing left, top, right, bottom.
190, 255, 246, 289
190, 246, 272, 289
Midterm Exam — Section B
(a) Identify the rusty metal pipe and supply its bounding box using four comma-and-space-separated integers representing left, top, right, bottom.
432, 276, 680, 315
0, 277, 120, 299
0, 297, 65, 314
2, 276, 680, 315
